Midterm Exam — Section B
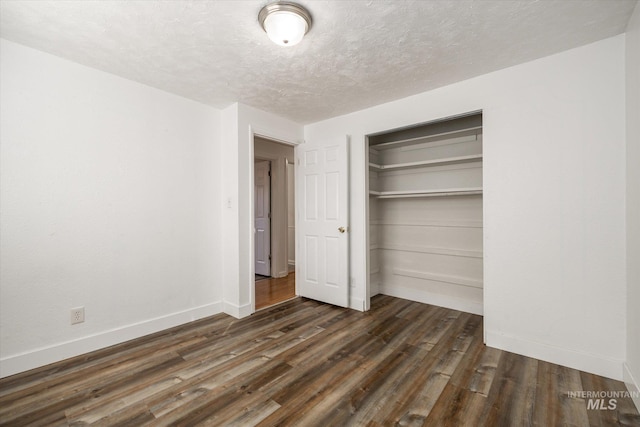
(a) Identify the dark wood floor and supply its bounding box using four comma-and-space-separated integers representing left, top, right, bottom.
255, 273, 296, 310
1, 295, 638, 426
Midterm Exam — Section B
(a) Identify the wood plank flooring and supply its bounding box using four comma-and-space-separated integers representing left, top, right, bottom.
255, 273, 296, 310
1, 295, 638, 426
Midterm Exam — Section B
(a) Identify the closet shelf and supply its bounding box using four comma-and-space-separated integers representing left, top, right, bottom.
370, 219, 483, 228
392, 268, 483, 289
369, 154, 482, 171
370, 126, 482, 151
371, 244, 482, 258
369, 187, 482, 199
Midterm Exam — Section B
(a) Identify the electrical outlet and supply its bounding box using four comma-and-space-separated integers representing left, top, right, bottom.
70, 307, 85, 325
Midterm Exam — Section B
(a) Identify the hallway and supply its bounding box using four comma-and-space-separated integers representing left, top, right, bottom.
255, 273, 296, 310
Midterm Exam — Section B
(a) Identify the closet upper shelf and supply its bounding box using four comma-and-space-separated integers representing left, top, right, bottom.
369, 126, 482, 151
369, 153, 482, 171
369, 187, 483, 199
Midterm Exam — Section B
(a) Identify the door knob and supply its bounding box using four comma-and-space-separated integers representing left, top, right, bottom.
338, 227, 346, 233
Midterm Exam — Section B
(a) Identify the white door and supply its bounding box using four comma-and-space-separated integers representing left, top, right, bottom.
255, 161, 271, 276
297, 137, 349, 307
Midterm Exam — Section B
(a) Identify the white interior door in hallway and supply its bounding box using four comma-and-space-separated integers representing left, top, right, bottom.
255, 160, 271, 277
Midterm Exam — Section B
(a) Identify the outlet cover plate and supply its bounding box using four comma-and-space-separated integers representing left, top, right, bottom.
71, 307, 85, 325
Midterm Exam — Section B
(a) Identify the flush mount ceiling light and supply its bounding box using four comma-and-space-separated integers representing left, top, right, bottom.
258, 2, 312, 47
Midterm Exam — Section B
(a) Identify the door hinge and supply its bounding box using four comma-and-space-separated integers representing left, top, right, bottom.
268, 254, 272, 260
268, 171, 271, 177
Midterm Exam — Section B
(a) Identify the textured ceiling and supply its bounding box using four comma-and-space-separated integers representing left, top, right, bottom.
0, 0, 636, 123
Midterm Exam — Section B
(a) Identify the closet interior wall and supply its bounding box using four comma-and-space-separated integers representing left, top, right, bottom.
368, 113, 484, 315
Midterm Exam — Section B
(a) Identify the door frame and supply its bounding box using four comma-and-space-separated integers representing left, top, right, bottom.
250, 129, 299, 313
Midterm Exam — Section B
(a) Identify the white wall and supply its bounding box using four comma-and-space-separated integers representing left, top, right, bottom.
255, 137, 295, 164
305, 35, 627, 380
0, 39, 223, 377
221, 103, 303, 317
220, 104, 241, 315
625, 0, 640, 410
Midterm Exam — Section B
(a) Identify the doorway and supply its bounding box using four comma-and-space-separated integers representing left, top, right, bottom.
254, 136, 296, 309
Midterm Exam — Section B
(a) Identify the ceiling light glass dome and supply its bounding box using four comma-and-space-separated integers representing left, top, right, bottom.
259, 2, 312, 47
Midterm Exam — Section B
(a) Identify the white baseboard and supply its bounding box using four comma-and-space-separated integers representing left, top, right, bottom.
223, 300, 253, 319
624, 362, 640, 413
486, 330, 624, 381
379, 284, 483, 315
0, 301, 223, 379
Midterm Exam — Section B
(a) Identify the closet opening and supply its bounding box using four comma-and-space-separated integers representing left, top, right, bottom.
367, 111, 484, 316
